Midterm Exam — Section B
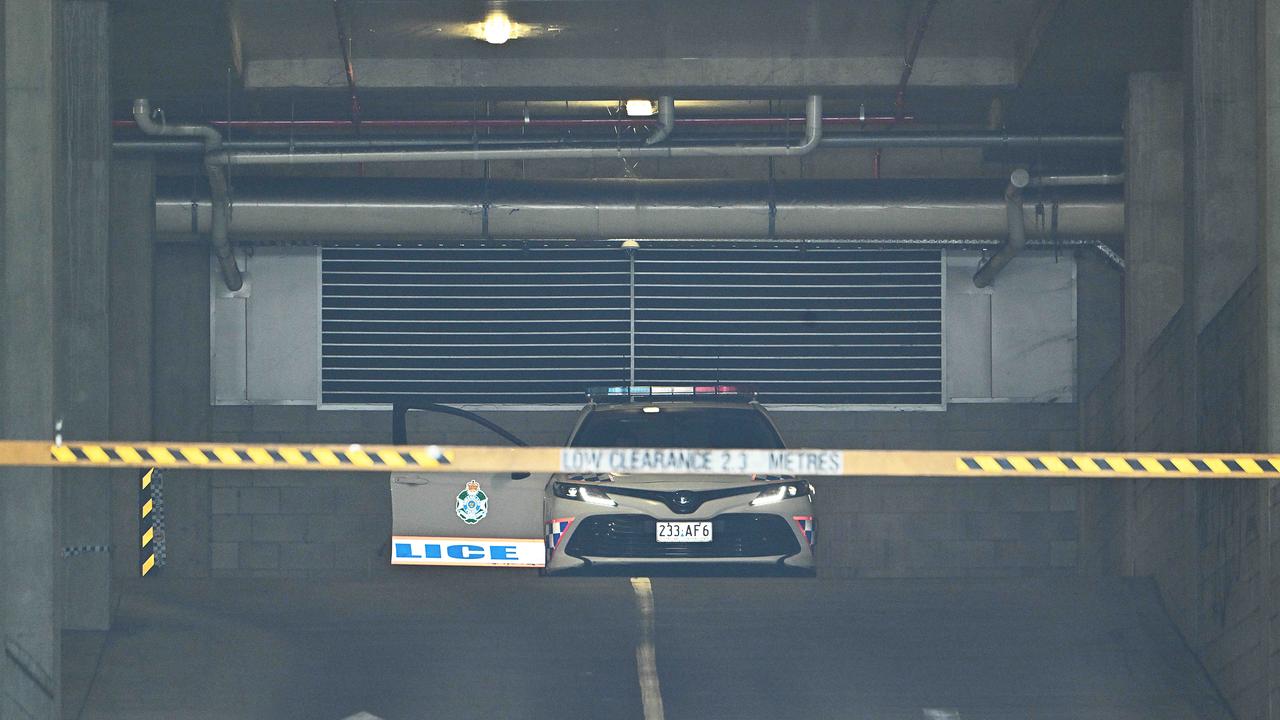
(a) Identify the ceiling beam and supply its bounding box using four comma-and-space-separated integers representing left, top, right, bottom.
225, 0, 244, 78
1015, 0, 1064, 86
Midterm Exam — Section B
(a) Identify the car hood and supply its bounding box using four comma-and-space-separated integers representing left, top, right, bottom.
554, 472, 788, 490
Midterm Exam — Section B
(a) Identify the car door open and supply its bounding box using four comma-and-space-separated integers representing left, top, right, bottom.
389, 400, 547, 567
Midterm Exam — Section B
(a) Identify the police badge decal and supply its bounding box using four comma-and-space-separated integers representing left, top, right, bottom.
455, 479, 488, 524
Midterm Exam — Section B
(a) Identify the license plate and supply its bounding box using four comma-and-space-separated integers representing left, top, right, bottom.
656, 521, 713, 542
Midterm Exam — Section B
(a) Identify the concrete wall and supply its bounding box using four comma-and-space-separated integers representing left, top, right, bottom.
1107, 273, 1270, 720
807, 405, 1081, 578
1098, 27, 1275, 714
1187, 272, 1267, 717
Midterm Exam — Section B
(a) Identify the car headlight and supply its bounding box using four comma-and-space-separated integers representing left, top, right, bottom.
553, 482, 617, 507
749, 480, 811, 506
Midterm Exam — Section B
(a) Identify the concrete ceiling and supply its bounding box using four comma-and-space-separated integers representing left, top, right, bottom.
110, 0, 1183, 131
235, 0, 1038, 93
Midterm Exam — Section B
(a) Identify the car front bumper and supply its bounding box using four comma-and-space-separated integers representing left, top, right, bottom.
544, 492, 815, 574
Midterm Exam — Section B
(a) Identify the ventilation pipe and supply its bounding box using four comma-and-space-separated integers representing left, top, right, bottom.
644, 96, 675, 146
132, 98, 243, 291
1028, 172, 1125, 187
116, 132, 1125, 155
971, 170, 1126, 287
209, 95, 823, 166
155, 177, 1124, 249
972, 169, 1030, 288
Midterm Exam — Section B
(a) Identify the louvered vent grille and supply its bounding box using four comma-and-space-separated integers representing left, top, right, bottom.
321, 245, 942, 406
634, 247, 942, 405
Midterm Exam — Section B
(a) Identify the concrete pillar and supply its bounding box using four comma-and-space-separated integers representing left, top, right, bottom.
0, 0, 62, 716
1268, 0, 1280, 456
1123, 72, 1188, 452
1175, 3, 1265, 719
1119, 68, 1199, 638
57, 0, 111, 631
1187, 0, 1260, 336
1259, 0, 1280, 714
109, 158, 154, 581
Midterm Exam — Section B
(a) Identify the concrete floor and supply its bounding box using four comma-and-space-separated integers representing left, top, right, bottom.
63, 574, 1231, 720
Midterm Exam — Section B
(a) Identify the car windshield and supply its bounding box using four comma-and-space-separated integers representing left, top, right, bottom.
569, 406, 784, 449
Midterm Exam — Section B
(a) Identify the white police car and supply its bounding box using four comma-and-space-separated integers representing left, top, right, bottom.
545, 386, 816, 575
388, 386, 816, 575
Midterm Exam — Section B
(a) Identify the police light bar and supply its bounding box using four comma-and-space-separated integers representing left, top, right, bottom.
587, 385, 756, 402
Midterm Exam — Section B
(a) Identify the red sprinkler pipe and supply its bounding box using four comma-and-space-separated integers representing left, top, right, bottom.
111, 114, 912, 133
896, 0, 941, 121
877, 0, 941, 176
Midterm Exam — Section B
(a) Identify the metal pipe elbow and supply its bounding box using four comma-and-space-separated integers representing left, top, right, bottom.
973, 169, 1030, 288
644, 96, 676, 146
132, 98, 223, 151
787, 95, 823, 155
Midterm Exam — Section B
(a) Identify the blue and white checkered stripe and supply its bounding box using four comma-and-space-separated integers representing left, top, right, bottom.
794, 516, 815, 546
547, 518, 573, 552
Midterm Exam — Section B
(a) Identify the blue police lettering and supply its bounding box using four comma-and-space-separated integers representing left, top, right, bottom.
392, 539, 533, 563
447, 544, 484, 559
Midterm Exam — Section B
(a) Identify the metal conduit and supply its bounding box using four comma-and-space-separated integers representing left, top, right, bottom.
113, 132, 1124, 155
132, 99, 244, 291
208, 95, 823, 166
1029, 172, 1125, 187
973, 169, 1127, 286
112, 112, 908, 132
973, 169, 1030, 287
644, 96, 676, 145
154, 178, 1123, 264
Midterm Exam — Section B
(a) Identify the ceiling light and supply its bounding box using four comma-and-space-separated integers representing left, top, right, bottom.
625, 99, 657, 117
482, 11, 513, 44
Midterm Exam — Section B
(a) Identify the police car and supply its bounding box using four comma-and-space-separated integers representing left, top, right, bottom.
545, 386, 816, 574
388, 386, 816, 575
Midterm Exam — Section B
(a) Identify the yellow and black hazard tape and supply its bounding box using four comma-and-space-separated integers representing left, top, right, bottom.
0, 440, 1279, 479
46, 443, 454, 471
956, 455, 1280, 476
140, 468, 163, 576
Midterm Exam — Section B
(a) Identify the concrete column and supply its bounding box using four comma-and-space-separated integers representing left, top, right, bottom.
1123, 72, 1187, 451
57, 0, 111, 631
1187, 0, 1260, 335
1268, 0, 1280, 449
1121, 67, 1198, 627
0, 0, 62, 716
1174, 3, 1266, 719
1264, 0, 1280, 446
1259, 0, 1280, 715
109, 158, 154, 581
1119, 74, 1195, 623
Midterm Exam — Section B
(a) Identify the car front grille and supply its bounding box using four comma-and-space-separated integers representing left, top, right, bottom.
604, 485, 760, 514
563, 513, 800, 559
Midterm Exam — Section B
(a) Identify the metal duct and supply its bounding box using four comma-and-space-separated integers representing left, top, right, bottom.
155, 177, 1124, 242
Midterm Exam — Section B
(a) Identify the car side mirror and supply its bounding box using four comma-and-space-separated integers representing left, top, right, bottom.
510, 471, 531, 480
